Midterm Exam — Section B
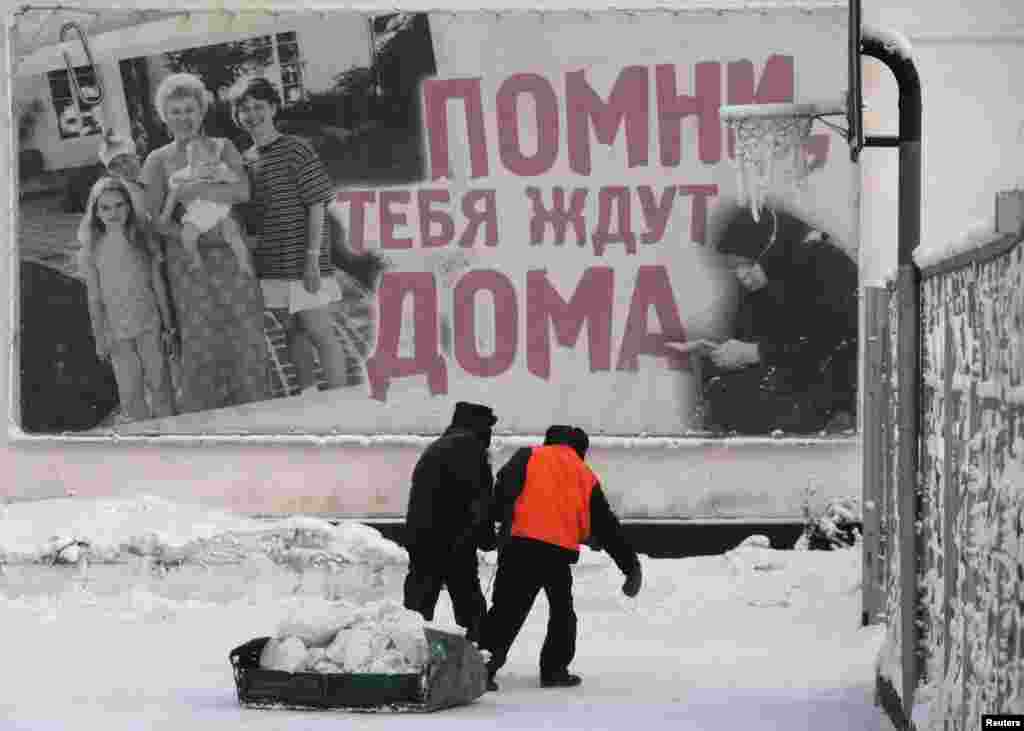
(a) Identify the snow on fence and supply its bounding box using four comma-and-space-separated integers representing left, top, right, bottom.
871, 232, 1024, 731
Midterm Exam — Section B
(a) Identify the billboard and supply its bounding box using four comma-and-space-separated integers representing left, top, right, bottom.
11, 6, 858, 439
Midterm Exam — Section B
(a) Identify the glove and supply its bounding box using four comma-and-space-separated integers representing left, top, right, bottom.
621, 563, 642, 598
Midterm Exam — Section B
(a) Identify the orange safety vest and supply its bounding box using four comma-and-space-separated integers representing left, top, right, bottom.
509, 444, 597, 551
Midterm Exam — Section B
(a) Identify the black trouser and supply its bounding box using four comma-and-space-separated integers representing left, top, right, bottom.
481, 539, 576, 678
403, 545, 486, 639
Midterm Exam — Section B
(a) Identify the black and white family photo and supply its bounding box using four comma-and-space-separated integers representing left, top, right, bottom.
15, 11, 432, 433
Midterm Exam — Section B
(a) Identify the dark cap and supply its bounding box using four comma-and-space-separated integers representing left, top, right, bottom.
569, 427, 590, 459
451, 401, 498, 430
544, 425, 589, 458
544, 425, 576, 446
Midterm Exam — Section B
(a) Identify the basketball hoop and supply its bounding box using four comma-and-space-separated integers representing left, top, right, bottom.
721, 100, 847, 221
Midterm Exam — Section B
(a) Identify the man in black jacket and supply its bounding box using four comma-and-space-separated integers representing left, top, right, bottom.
402, 401, 498, 643
480, 425, 642, 691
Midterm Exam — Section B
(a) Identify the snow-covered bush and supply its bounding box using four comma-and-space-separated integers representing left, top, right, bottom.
794, 496, 861, 550
40, 536, 92, 565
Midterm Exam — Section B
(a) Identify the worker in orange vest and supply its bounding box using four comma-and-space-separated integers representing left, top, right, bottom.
480, 425, 642, 691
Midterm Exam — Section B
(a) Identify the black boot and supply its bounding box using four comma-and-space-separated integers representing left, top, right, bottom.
486, 669, 499, 692
540, 671, 582, 688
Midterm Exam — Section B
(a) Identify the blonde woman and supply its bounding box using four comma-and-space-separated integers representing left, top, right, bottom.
141, 72, 269, 414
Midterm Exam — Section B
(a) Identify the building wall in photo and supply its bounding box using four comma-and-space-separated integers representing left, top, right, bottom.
14, 13, 377, 172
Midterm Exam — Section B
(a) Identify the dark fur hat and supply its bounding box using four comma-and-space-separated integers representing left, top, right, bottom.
451, 401, 498, 430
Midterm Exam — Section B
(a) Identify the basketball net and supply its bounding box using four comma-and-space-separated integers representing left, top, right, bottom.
726, 114, 814, 222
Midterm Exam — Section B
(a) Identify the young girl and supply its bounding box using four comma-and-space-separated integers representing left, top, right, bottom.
77, 177, 178, 423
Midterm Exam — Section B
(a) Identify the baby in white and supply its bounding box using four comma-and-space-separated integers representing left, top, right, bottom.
161, 136, 252, 275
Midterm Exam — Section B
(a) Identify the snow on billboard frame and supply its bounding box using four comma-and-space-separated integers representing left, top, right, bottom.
7, 3, 860, 443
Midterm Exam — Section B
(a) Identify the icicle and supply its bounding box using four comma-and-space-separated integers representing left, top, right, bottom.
728, 112, 814, 222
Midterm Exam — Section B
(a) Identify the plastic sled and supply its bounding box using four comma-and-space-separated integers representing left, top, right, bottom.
230, 627, 487, 713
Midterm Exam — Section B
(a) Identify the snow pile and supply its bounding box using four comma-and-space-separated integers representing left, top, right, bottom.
332, 521, 409, 566
716, 533, 862, 610
723, 535, 795, 607
39, 537, 91, 565
0, 497, 408, 578
0, 495, 265, 565
260, 597, 429, 675
260, 516, 408, 585
912, 218, 1001, 271
275, 596, 364, 646
261, 516, 350, 577
263, 515, 407, 565
269, 516, 336, 550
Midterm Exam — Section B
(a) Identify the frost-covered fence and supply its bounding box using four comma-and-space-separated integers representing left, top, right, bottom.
862, 285, 893, 627
874, 232, 1024, 730
875, 271, 914, 727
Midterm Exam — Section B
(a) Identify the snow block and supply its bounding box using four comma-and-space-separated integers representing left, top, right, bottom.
230, 628, 487, 712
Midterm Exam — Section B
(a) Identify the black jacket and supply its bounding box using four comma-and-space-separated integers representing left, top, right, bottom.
491, 446, 640, 576
713, 235, 858, 406
749, 238, 856, 365
404, 426, 496, 557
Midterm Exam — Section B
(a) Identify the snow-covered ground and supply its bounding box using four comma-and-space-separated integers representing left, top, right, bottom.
0, 496, 888, 730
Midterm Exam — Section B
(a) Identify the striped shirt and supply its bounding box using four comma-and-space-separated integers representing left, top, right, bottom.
242, 135, 334, 280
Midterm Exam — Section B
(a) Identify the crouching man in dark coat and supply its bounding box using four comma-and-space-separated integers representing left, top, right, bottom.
402, 401, 498, 643
480, 425, 642, 691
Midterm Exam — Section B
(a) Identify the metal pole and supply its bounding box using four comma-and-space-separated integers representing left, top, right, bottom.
862, 32, 923, 721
